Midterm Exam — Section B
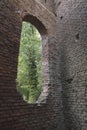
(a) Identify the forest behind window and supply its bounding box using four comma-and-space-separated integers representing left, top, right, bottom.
17, 22, 42, 103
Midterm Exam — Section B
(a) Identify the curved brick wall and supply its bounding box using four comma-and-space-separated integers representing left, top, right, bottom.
55, 0, 87, 130
0, 0, 87, 130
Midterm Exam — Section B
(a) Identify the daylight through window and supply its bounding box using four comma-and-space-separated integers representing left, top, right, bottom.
17, 21, 42, 103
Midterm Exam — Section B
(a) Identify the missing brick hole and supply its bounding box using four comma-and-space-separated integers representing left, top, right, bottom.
45, 0, 47, 3
60, 16, 63, 20
65, 78, 73, 84
76, 33, 79, 40
58, 1, 61, 6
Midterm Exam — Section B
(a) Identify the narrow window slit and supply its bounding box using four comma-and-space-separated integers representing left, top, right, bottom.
17, 21, 42, 103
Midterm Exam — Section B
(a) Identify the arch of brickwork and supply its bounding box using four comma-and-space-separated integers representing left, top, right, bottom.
0, 0, 65, 130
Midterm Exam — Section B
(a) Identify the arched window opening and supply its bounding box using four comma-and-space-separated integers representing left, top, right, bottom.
17, 21, 42, 103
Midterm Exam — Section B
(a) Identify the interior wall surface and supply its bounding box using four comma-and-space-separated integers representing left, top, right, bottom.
0, 0, 87, 130
54, 0, 87, 129
0, 0, 65, 130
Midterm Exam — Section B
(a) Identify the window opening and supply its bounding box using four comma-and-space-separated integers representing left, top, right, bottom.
17, 21, 42, 103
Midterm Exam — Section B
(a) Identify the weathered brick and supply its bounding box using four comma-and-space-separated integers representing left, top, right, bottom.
0, 0, 86, 130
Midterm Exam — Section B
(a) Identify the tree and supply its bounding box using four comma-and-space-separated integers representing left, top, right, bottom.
17, 22, 42, 103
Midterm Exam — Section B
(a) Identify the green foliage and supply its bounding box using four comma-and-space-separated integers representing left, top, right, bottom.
17, 22, 42, 103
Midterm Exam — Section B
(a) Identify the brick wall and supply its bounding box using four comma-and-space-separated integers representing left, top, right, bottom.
0, 0, 87, 130
55, 0, 87, 129
37, 0, 55, 14
0, 0, 64, 130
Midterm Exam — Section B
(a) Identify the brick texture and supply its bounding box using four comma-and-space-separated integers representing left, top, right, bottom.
55, 0, 87, 130
0, 0, 87, 130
